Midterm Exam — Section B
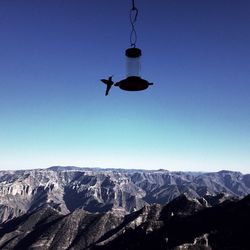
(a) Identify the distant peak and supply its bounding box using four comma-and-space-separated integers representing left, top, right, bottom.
48, 166, 83, 171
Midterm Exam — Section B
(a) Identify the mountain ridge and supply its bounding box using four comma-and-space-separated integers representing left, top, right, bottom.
0, 167, 249, 224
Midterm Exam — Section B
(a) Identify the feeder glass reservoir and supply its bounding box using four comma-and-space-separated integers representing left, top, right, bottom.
126, 48, 141, 77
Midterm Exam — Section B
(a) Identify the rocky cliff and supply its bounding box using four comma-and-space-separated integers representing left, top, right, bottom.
0, 167, 250, 224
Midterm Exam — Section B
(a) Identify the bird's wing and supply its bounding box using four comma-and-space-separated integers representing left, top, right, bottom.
101, 79, 109, 84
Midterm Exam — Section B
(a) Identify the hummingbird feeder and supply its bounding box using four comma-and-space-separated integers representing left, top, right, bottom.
116, 47, 152, 91
113, 0, 153, 92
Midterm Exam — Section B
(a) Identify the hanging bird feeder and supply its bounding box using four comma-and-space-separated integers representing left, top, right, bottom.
101, 0, 153, 95
117, 47, 153, 91
115, 0, 153, 91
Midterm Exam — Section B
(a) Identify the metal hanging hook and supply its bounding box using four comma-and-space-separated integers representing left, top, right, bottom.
129, 0, 139, 47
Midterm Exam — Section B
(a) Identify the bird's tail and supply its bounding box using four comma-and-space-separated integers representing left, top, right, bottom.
105, 85, 112, 96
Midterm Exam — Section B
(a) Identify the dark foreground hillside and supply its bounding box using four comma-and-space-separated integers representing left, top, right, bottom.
0, 193, 249, 250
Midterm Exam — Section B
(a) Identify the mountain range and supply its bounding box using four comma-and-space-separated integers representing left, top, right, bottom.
0, 167, 250, 249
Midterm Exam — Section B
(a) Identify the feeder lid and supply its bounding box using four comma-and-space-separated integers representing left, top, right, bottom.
115, 76, 153, 91
125, 48, 142, 58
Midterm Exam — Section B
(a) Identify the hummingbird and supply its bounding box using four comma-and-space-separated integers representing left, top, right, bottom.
101, 75, 114, 96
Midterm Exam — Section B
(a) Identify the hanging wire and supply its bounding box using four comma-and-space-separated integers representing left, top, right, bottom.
129, 0, 138, 47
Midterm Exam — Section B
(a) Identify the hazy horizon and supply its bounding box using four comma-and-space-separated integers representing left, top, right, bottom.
0, 165, 249, 175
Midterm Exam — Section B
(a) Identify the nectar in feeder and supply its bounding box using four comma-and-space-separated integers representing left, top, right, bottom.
126, 47, 141, 77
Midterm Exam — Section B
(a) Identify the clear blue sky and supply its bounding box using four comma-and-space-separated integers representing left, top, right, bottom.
0, 0, 249, 173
